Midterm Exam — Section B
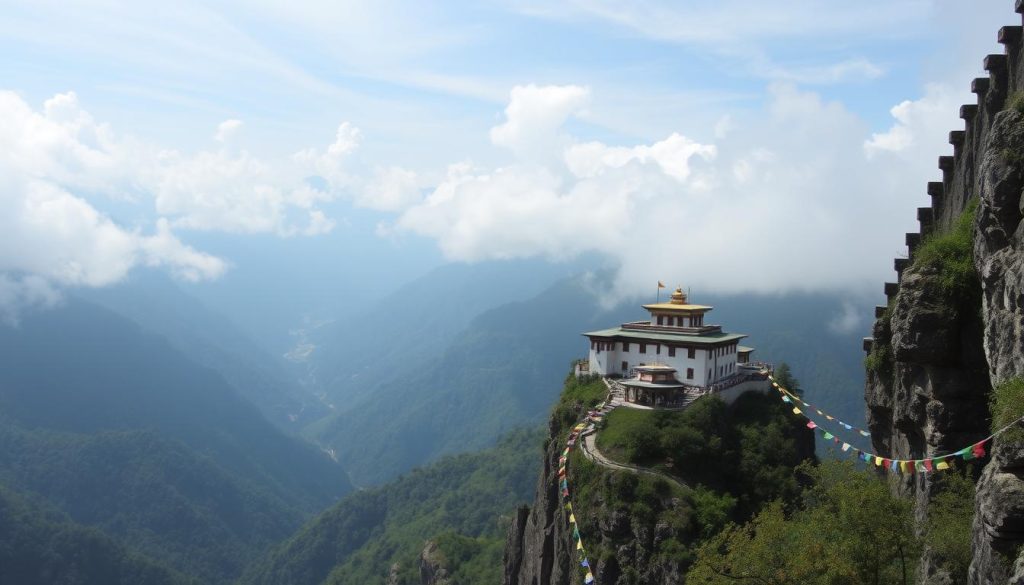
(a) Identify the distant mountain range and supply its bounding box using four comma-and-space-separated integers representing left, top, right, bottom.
0, 298, 353, 583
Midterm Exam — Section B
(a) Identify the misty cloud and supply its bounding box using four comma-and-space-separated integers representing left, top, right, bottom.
388, 82, 963, 301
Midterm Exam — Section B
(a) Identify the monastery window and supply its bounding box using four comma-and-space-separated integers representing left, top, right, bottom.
668, 347, 676, 357
639, 343, 647, 354
657, 315, 664, 325
687, 368, 694, 379
622, 342, 630, 352
656, 344, 661, 355
688, 348, 695, 359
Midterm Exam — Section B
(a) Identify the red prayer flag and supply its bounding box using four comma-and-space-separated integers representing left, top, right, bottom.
973, 441, 987, 459
923, 459, 934, 472
882, 459, 891, 470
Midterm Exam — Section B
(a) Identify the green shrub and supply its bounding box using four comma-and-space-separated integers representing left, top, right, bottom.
913, 200, 977, 296
926, 470, 975, 581
1007, 90, 1024, 115
990, 377, 1024, 441
864, 299, 895, 376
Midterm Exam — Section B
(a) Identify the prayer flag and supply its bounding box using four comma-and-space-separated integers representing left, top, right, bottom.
577, 541, 583, 551
860, 430, 870, 437
585, 572, 595, 584
569, 513, 576, 524
956, 447, 972, 460
842, 443, 851, 452
915, 461, 927, 473
924, 459, 934, 472
816, 409, 824, 416
793, 407, 802, 414
823, 432, 834, 440
573, 527, 580, 540
973, 441, 987, 459
883, 459, 892, 470
565, 503, 572, 512
581, 559, 590, 568
782, 396, 792, 403
843, 424, 853, 430
936, 460, 951, 471
806, 421, 817, 429
874, 456, 882, 466
826, 415, 835, 421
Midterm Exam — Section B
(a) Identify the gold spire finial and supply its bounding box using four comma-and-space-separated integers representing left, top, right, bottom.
669, 287, 687, 305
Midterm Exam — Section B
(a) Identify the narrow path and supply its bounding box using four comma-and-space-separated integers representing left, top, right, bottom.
577, 380, 690, 491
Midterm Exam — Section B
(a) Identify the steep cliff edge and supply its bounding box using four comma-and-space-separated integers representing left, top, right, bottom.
864, 5, 1024, 583
503, 377, 814, 585
970, 107, 1024, 584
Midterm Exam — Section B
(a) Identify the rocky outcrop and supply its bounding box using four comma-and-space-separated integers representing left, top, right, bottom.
502, 418, 578, 585
865, 5, 1024, 583
419, 541, 453, 585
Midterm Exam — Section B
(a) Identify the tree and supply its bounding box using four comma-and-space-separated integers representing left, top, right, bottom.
687, 461, 918, 585
772, 362, 801, 396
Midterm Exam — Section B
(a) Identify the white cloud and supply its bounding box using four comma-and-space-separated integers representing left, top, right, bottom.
0, 275, 62, 325
564, 133, 716, 181
150, 145, 336, 236
0, 93, 224, 286
490, 84, 590, 161
389, 82, 947, 301
214, 118, 243, 143
828, 300, 863, 334
293, 121, 362, 189
865, 83, 963, 157
357, 166, 422, 211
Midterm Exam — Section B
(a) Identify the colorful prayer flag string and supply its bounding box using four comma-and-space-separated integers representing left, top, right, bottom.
558, 404, 609, 585
769, 375, 872, 437
777, 377, 1024, 474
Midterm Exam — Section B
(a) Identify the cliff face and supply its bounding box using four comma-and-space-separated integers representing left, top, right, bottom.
864, 6, 1024, 583
970, 109, 1024, 584
502, 418, 578, 585
502, 416, 695, 585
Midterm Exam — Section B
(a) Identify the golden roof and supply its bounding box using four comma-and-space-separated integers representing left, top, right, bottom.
643, 287, 712, 311
642, 303, 713, 312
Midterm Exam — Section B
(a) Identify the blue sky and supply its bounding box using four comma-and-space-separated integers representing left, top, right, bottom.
0, 0, 1016, 339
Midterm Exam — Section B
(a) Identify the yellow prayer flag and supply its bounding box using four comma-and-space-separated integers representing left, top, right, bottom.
576, 540, 583, 550
874, 456, 882, 466
792, 407, 801, 414
569, 513, 576, 524
936, 460, 950, 470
